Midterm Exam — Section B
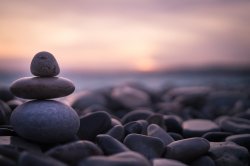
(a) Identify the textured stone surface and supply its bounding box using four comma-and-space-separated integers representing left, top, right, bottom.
10, 77, 75, 99
153, 158, 188, 166
10, 100, 80, 143
30, 51, 60, 77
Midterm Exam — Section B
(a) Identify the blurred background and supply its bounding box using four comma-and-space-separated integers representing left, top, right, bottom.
1, 0, 250, 90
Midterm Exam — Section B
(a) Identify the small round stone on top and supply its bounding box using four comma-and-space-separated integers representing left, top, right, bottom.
30, 51, 60, 77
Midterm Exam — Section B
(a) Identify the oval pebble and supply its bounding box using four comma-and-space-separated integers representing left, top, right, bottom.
225, 134, 250, 151
30, 51, 60, 77
77, 111, 112, 141
183, 119, 220, 137
10, 77, 75, 99
164, 137, 210, 163
10, 100, 80, 143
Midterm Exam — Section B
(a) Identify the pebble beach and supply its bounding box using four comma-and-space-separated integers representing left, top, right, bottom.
0, 52, 250, 166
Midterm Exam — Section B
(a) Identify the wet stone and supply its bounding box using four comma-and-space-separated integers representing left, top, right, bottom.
46, 140, 103, 165
30, 51, 60, 77
10, 100, 80, 143
10, 77, 75, 99
124, 133, 165, 159
77, 111, 112, 141
183, 119, 220, 138
164, 137, 210, 163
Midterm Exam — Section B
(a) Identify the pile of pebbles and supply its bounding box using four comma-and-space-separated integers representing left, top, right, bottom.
0, 52, 250, 166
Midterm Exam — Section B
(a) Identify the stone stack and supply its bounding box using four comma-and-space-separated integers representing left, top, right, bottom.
9, 51, 80, 143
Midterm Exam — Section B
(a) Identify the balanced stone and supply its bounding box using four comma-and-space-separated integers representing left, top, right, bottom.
10, 100, 80, 143
10, 77, 75, 99
30, 51, 60, 77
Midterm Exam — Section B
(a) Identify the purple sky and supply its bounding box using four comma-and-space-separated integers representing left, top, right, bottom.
0, 0, 250, 72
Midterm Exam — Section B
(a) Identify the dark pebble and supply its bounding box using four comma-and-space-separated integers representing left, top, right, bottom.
0, 154, 16, 166
30, 51, 60, 77
10, 77, 75, 99
147, 114, 166, 130
208, 142, 249, 166
124, 133, 165, 159
164, 137, 210, 163
124, 120, 148, 135
202, 132, 232, 142
77, 111, 112, 141
225, 134, 250, 151
11, 100, 80, 143
106, 125, 125, 141
163, 115, 183, 133
46, 140, 103, 165
190, 156, 215, 166
18, 151, 67, 166
78, 151, 151, 166
0, 100, 12, 125
147, 124, 174, 146
182, 119, 220, 137
96, 134, 130, 155
0, 86, 14, 102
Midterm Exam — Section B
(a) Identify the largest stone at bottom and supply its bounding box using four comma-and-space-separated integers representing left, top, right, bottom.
10, 100, 80, 143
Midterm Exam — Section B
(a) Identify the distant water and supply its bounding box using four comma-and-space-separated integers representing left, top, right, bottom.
1, 71, 249, 91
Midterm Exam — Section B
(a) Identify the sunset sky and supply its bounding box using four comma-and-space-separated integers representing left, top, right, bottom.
1, 0, 250, 73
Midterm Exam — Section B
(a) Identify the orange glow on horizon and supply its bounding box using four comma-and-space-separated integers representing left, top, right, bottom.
0, 1, 250, 73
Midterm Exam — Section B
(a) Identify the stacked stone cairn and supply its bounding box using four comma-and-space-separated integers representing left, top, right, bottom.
10, 51, 80, 143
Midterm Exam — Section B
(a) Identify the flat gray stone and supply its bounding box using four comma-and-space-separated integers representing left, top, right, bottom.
10, 77, 75, 99
183, 119, 220, 137
30, 51, 60, 77
10, 100, 80, 143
